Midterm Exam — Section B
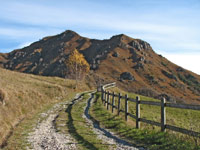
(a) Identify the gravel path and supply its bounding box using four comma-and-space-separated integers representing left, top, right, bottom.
27, 92, 146, 150
27, 99, 78, 150
83, 93, 146, 150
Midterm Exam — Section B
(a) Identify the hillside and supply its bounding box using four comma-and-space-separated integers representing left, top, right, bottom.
0, 67, 89, 148
0, 30, 200, 104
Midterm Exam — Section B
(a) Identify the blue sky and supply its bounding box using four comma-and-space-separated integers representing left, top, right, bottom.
0, 0, 200, 74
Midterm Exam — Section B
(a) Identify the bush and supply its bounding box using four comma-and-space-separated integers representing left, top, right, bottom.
161, 61, 167, 67
145, 74, 158, 84
178, 73, 200, 94
162, 70, 177, 80
137, 88, 159, 98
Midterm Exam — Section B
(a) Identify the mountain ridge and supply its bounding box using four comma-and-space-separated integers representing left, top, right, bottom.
0, 30, 200, 104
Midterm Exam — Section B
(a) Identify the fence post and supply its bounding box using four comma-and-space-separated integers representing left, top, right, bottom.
125, 94, 128, 121
101, 86, 104, 104
112, 92, 115, 113
136, 96, 141, 129
161, 97, 166, 132
118, 93, 121, 116
104, 91, 107, 106
107, 91, 110, 110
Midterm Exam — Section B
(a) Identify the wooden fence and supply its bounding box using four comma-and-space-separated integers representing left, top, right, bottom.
100, 89, 200, 138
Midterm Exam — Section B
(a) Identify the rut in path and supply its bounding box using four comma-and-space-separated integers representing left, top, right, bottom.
83, 93, 145, 150
65, 93, 101, 150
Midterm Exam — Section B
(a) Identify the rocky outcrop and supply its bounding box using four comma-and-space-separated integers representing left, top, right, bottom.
129, 40, 151, 51
176, 67, 185, 72
112, 52, 119, 57
133, 63, 144, 70
120, 72, 135, 81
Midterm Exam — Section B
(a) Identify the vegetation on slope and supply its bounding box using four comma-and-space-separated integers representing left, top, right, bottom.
0, 68, 89, 148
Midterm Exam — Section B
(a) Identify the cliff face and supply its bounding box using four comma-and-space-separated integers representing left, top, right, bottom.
0, 30, 200, 104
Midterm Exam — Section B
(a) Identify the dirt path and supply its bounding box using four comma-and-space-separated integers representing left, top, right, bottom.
27, 92, 145, 150
27, 98, 79, 150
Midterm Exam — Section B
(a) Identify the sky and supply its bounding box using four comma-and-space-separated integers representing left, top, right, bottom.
0, 0, 200, 74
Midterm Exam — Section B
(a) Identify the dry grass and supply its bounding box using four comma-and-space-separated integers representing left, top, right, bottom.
0, 89, 5, 104
0, 68, 90, 148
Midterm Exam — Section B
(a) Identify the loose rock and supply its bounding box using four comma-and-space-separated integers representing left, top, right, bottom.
27, 101, 77, 150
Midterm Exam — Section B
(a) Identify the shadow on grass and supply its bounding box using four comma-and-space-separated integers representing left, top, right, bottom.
65, 95, 98, 150
85, 93, 141, 148
92, 94, 200, 150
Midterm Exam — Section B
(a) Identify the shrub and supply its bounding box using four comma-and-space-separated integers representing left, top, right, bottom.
162, 70, 177, 80
161, 61, 167, 67
145, 74, 158, 84
137, 88, 159, 98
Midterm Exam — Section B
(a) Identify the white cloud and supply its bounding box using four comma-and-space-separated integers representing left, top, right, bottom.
174, 43, 200, 51
0, 1, 199, 38
0, 1, 190, 35
160, 52, 200, 75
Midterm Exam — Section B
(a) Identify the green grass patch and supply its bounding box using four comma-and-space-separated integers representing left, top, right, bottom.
91, 92, 200, 150
109, 87, 200, 134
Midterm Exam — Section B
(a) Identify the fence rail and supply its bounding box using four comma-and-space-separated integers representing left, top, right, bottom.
100, 89, 200, 138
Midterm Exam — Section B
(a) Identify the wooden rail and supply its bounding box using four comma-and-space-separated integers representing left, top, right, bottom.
100, 89, 200, 138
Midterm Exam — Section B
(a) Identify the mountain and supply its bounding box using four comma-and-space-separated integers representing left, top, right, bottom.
0, 30, 200, 104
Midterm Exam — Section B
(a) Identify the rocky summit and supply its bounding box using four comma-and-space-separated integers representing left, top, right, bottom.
0, 30, 200, 104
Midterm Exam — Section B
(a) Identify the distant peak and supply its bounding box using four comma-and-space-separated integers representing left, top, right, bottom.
110, 33, 133, 41
111, 33, 126, 38
63, 30, 77, 34
115, 33, 126, 37
62, 30, 80, 36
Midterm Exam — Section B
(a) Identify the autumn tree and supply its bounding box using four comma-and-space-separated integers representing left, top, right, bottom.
65, 49, 90, 89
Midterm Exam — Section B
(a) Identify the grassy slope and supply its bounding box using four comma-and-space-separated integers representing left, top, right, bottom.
0, 68, 89, 148
91, 89, 200, 149
108, 87, 200, 134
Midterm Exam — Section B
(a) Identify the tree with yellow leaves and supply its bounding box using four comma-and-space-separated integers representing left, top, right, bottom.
65, 49, 90, 89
